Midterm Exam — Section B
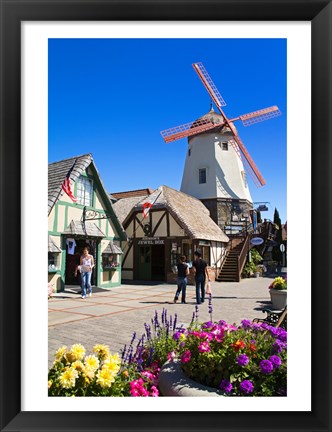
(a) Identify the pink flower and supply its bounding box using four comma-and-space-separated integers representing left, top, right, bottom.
141, 370, 158, 385
130, 378, 150, 397
167, 351, 176, 361
181, 350, 191, 363
150, 385, 159, 397
198, 341, 210, 353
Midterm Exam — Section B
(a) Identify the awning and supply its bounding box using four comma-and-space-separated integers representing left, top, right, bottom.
48, 236, 61, 253
102, 241, 123, 254
63, 220, 106, 238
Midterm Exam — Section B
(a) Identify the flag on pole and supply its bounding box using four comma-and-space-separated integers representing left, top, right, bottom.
141, 190, 162, 219
62, 160, 77, 202
142, 202, 152, 219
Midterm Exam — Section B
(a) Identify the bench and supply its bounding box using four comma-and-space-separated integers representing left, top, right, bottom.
253, 306, 287, 329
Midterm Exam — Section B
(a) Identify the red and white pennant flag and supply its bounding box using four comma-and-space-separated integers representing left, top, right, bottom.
141, 190, 162, 219
142, 201, 153, 219
62, 160, 77, 202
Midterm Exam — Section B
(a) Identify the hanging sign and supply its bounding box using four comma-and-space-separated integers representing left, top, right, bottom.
251, 237, 264, 246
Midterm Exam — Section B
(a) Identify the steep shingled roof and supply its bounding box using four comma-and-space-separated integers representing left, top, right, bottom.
48, 154, 92, 215
118, 185, 229, 243
113, 196, 147, 224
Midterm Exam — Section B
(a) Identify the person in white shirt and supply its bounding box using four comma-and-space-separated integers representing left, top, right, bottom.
75, 246, 94, 299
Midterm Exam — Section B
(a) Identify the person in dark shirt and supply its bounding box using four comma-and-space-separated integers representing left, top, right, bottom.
174, 255, 189, 304
192, 250, 209, 304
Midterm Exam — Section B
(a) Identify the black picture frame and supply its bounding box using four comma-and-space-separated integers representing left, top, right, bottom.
0, 1, 331, 431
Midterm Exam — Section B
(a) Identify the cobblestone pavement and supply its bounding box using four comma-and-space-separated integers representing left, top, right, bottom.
48, 276, 274, 368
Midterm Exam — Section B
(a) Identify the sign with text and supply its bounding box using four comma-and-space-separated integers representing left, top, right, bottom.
138, 237, 165, 246
251, 237, 264, 246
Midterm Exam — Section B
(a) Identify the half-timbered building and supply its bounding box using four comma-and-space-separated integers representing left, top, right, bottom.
113, 185, 229, 284
48, 154, 126, 292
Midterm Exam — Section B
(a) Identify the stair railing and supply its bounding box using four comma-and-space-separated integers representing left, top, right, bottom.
238, 233, 251, 279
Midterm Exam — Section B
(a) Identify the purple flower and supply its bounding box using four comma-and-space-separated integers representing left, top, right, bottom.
218, 320, 227, 327
272, 339, 286, 353
202, 321, 214, 329
239, 380, 254, 394
276, 328, 287, 342
260, 359, 274, 374
269, 355, 282, 368
219, 379, 233, 394
241, 319, 253, 330
237, 354, 249, 366
173, 331, 182, 341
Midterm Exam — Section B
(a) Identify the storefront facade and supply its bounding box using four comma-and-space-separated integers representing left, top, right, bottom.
117, 186, 229, 284
48, 154, 126, 292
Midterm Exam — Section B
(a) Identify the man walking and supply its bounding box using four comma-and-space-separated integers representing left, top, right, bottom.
192, 250, 209, 304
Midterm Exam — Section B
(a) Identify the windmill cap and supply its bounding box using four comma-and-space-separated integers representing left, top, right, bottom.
189, 107, 237, 137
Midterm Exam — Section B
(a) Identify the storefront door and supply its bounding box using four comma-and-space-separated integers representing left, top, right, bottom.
138, 246, 151, 280
65, 238, 97, 285
151, 244, 165, 281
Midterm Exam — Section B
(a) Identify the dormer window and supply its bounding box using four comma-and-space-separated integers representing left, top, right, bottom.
76, 175, 93, 206
222, 142, 228, 150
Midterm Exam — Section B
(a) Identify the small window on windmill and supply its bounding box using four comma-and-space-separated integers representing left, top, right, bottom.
241, 171, 248, 187
188, 147, 191, 157
199, 168, 207, 184
222, 142, 228, 151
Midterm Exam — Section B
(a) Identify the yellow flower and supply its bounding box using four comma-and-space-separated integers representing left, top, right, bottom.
84, 365, 95, 380
96, 367, 115, 388
69, 344, 86, 361
64, 352, 76, 363
48, 380, 52, 389
55, 346, 67, 360
179, 333, 186, 342
71, 360, 85, 373
103, 354, 121, 374
93, 344, 110, 359
59, 367, 79, 389
84, 355, 100, 372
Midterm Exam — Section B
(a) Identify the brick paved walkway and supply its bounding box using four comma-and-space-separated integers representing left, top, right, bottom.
48, 276, 274, 368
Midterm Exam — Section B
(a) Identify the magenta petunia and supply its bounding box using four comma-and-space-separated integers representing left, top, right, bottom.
181, 350, 191, 363
198, 341, 210, 353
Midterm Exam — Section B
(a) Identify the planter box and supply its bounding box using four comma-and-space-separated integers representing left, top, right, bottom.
269, 288, 287, 309
158, 360, 224, 397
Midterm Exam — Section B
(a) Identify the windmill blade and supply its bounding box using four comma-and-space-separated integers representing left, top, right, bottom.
238, 106, 281, 127
229, 140, 262, 188
228, 129, 266, 187
160, 118, 217, 143
192, 62, 227, 108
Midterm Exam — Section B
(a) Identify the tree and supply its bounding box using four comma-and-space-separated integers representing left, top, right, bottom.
272, 208, 283, 265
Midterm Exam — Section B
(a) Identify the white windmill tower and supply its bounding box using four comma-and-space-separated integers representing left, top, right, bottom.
160, 62, 281, 231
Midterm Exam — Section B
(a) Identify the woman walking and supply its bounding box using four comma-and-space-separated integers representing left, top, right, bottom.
174, 255, 189, 304
77, 246, 94, 299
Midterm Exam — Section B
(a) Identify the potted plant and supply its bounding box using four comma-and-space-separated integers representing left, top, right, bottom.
269, 276, 287, 309
254, 264, 266, 278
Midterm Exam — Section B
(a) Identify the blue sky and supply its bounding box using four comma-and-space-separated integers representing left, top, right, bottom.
48, 38, 286, 223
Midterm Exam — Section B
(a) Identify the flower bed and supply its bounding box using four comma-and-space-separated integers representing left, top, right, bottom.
48, 299, 287, 397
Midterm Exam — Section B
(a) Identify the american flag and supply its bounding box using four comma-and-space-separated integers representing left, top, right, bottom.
62, 160, 77, 202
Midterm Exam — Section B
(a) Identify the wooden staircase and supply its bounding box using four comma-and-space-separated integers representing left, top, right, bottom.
217, 239, 245, 282
216, 222, 278, 283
